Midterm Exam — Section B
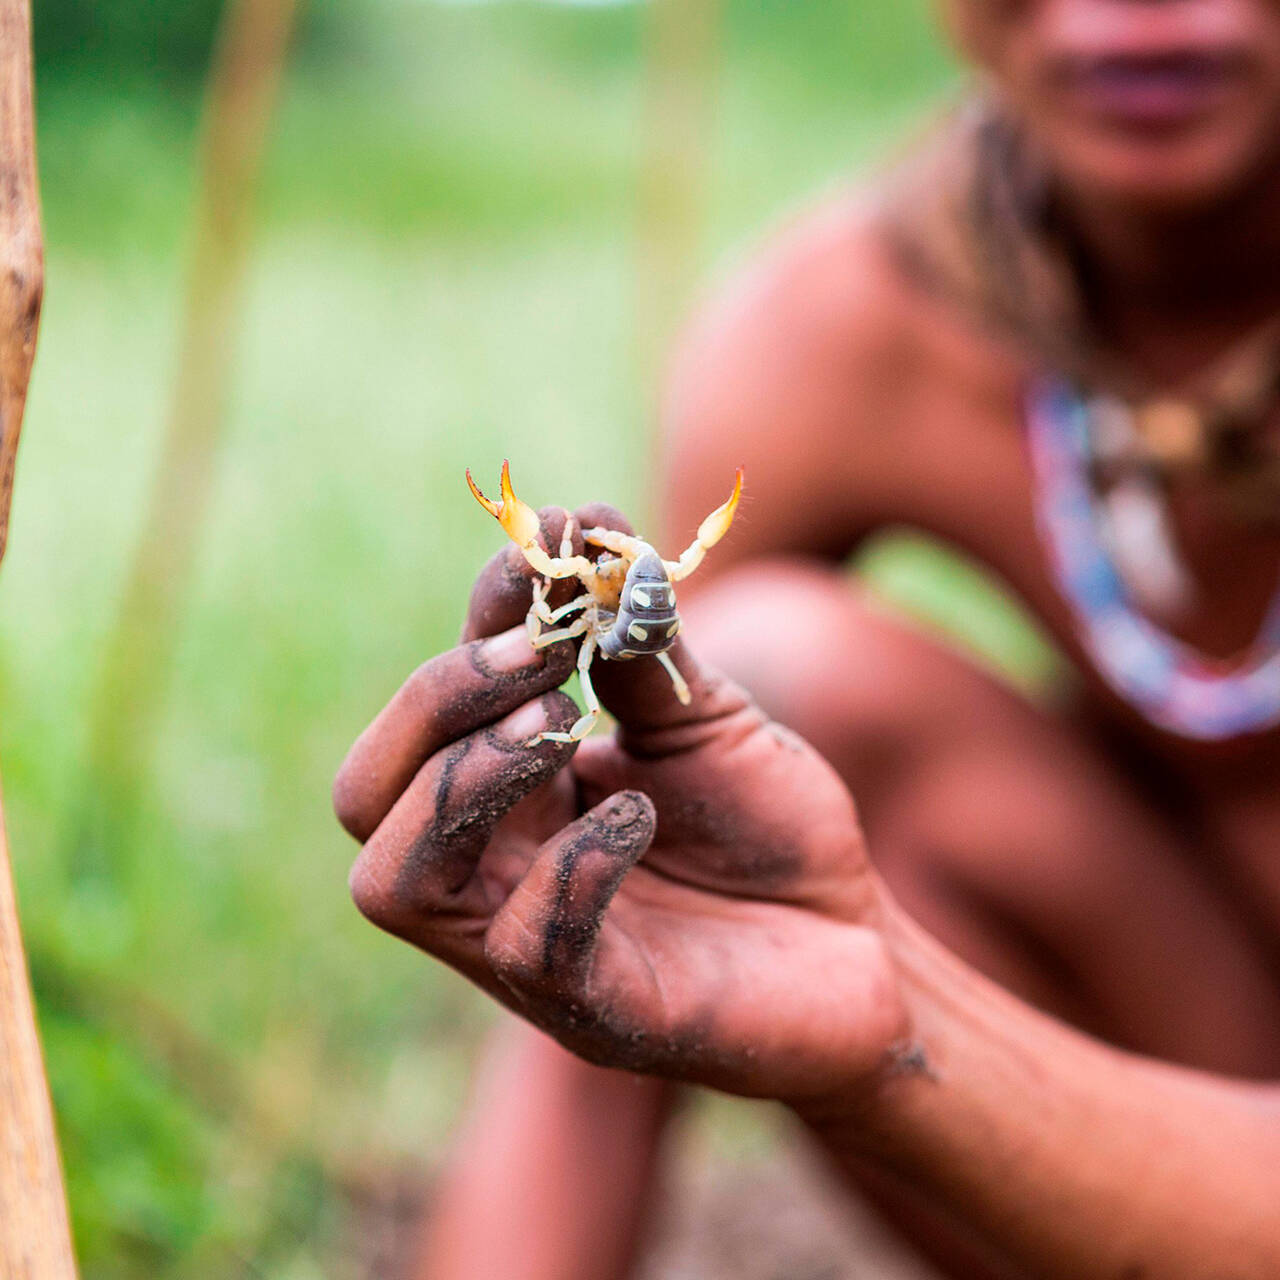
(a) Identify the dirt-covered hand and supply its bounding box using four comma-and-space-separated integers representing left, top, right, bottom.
334, 506, 909, 1106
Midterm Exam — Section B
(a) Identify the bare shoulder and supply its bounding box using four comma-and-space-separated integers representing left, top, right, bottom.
661, 186, 973, 557
667, 188, 923, 425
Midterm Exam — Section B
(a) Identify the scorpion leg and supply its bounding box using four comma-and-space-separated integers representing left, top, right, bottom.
528, 614, 589, 651
528, 576, 555, 637
527, 585, 590, 643
545, 596, 589, 624
559, 512, 577, 559
524, 510, 591, 639
582, 527, 652, 559
656, 649, 692, 705
532, 630, 601, 744
574, 632, 603, 736
665, 466, 744, 582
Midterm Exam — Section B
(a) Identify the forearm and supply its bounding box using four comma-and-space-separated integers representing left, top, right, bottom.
417, 1018, 676, 1280
806, 902, 1280, 1280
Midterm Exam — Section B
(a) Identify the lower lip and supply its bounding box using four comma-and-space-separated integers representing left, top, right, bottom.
1056, 55, 1246, 129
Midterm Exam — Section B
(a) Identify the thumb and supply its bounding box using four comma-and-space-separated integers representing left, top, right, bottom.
589, 636, 751, 749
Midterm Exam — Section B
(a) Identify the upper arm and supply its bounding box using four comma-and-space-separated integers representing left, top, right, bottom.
658, 193, 919, 582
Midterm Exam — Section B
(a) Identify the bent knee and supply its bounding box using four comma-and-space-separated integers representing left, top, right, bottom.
681, 557, 1025, 798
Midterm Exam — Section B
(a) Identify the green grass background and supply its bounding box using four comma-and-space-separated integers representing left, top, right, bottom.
3, 3, 1050, 1273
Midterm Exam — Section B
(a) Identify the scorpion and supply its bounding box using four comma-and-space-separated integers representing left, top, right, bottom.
466, 461, 744, 743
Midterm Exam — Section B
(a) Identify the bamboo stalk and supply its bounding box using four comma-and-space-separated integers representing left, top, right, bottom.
0, 0, 78, 1272
77, 0, 301, 860
634, 0, 722, 393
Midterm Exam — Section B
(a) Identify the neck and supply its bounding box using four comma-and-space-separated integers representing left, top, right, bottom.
1055, 162, 1280, 377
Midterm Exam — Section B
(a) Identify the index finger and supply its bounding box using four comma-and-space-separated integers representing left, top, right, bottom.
461, 505, 585, 643
591, 635, 751, 752
339, 504, 584, 843
334, 626, 576, 842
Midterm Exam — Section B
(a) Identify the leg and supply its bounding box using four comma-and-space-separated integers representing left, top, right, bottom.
528, 613, 588, 651
414, 1017, 676, 1280
655, 649, 691, 705
526, 578, 589, 647
683, 556, 1280, 1276
533, 630, 601, 743
545, 597, 589, 624
559, 512, 577, 559
577, 632, 602, 730
521, 543, 595, 582
527, 574, 553, 636
666, 539, 710, 583
581, 526, 653, 559
683, 557, 1280, 1073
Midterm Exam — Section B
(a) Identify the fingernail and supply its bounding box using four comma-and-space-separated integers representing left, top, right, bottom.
602, 790, 653, 828
501, 698, 550, 742
482, 626, 540, 673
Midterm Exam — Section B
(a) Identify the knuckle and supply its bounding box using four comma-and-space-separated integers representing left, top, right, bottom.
332, 764, 372, 839
403, 646, 484, 722
404, 652, 446, 710
463, 552, 542, 641
484, 913, 543, 986
564, 1031, 631, 1072
574, 501, 633, 537
349, 845, 446, 934
501, 540, 538, 581
348, 857, 401, 930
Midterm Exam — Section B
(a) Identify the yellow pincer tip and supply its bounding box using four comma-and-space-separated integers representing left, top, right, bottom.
695, 465, 744, 549
465, 460, 542, 550
466, 467, 501, 518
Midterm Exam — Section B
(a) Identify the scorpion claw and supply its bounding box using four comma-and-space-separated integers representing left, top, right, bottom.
467, 459, 543, 550
694, 465, 744, 550
465, 467, 500, 518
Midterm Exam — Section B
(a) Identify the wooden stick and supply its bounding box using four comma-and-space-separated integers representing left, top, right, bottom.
0, 0, 41, 563
0, 782, 77, 1278
0, 1, 78, 1273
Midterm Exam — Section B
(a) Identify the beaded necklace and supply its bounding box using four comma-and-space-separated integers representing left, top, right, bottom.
882, 100, 1280, 737
1026, 379, 1280, 739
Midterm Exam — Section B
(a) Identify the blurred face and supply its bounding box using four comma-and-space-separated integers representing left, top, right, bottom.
939, 0, 1280, 209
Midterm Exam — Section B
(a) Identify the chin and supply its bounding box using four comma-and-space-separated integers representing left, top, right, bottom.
1041, 119, 1280, 213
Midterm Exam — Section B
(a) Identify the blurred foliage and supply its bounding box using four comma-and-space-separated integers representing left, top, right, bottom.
0, 1, 1056, 1275
34, 0, 224, 76
32, 0, 944, 86
33, 0, 348, 79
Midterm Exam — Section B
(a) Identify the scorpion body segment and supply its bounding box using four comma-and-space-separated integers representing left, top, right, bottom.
598, 548, 680, 660
466, 461, 743, 741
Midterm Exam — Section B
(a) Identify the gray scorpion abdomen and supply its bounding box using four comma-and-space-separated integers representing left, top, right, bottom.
599, 549, 681, 660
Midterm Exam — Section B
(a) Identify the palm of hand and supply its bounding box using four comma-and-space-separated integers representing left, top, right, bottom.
491, 688, 904, 1101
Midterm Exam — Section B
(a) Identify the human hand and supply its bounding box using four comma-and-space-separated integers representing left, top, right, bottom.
334, 505, 909, 1106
